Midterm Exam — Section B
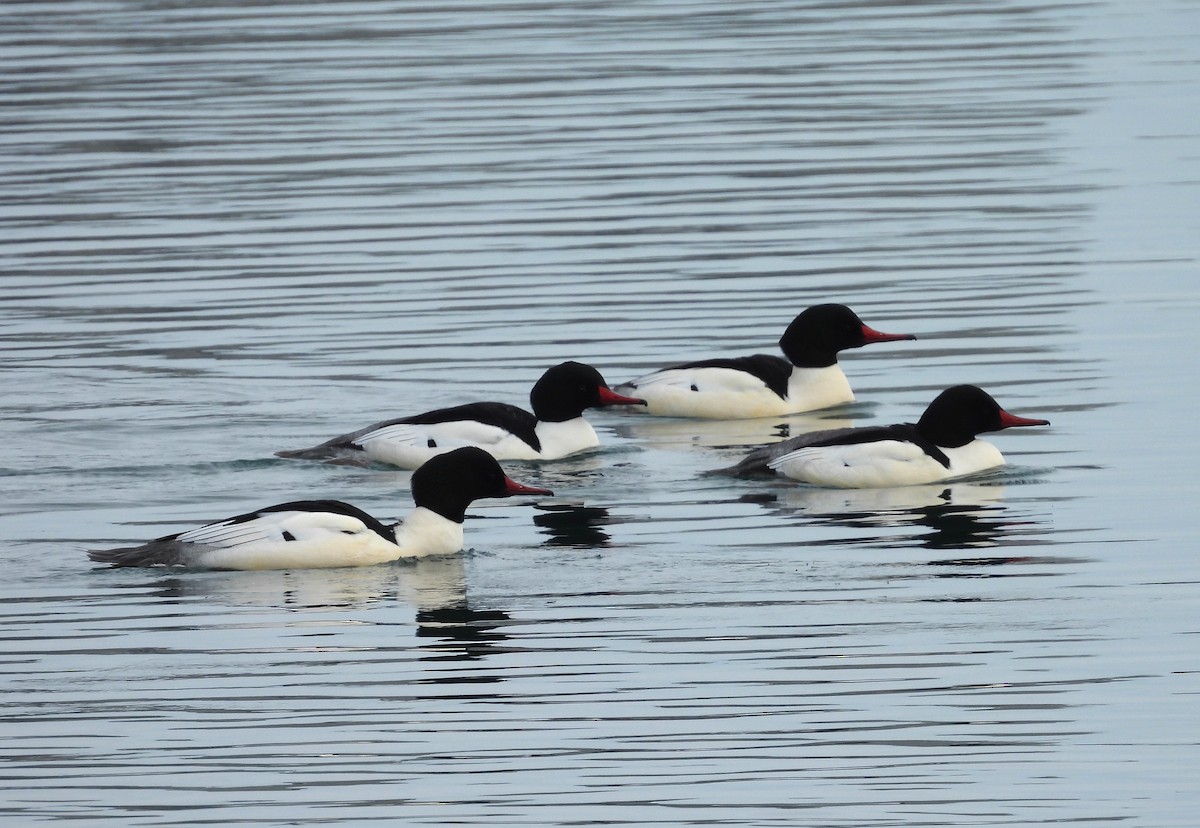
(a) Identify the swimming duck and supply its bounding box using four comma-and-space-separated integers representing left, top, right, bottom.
613, 304, 914, 418
720, 385, 1049, 487
277, 361, 646, 468
88, 447, 552, 569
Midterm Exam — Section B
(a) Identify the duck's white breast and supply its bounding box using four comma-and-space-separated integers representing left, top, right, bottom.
785, 366, 854, 413
533, 417, 599, 459
390, 507, 465, 559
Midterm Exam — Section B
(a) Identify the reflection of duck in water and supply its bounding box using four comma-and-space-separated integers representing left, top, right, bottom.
912, 494, 1019, 551
408, 555, 513, 667
614, 304, 915, 419
416, 603, 512, 666
720, 386, 1049, 488
533, 501, 613, 548
769, 480, 1003, 517
761, 479, 1047, 552
610, 410, 855, 451
142, 565, 414, 611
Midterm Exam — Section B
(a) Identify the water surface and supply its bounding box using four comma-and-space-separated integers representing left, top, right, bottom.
2, 1, 1198, 825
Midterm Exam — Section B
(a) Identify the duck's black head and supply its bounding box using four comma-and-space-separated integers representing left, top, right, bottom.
529, 360, 646, 422
779, 304, 915, 368
916, 385, 1050, 448
412, 446, 552, 523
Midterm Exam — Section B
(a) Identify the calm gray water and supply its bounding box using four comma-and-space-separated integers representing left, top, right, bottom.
2, 0, 1198, 825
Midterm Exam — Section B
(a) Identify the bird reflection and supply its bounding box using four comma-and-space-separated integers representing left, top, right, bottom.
144, 564, 415, 610
389, 555, 512, 670
533, 501, 612, 547
609, 411, 856, 450
915, 498, 1028, 551
415, 603, 511, 669
762, 481, 1041, 552
142, 554, 515, 673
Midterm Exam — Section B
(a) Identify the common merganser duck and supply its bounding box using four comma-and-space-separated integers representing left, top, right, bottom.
613, 304, 915, 419
719, 385, 1049, 487
276, 361, 646, 469
88, 447, 553, 570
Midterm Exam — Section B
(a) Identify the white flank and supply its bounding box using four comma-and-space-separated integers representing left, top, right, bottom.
616, 364, 853, 419
353, 419, 542, 468
768, 439, 1006, 488
179, 506, 464, 570
351, 416, 600, 467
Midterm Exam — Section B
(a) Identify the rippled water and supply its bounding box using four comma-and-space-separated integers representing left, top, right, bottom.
2, 0, 1198, 825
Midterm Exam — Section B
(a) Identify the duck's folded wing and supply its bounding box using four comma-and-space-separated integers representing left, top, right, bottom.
353, 419, 514, 451
627, 366, 772, 393
89, 503, 388, 568
177, 509, 373, 548
767, 440, 931, 487
279, 402, 537, 461
710, 426, 864, 476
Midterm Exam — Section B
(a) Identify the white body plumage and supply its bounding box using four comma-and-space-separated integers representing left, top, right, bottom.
616, 365, 852, 419
768, 438, 1006, 488
353, 417, 599, 468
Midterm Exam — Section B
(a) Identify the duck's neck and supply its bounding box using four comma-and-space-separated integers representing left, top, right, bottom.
786, 365, 853, 409
533, 417, 599, 460
392, 507, 465, 558
942, 439, 1006, 478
